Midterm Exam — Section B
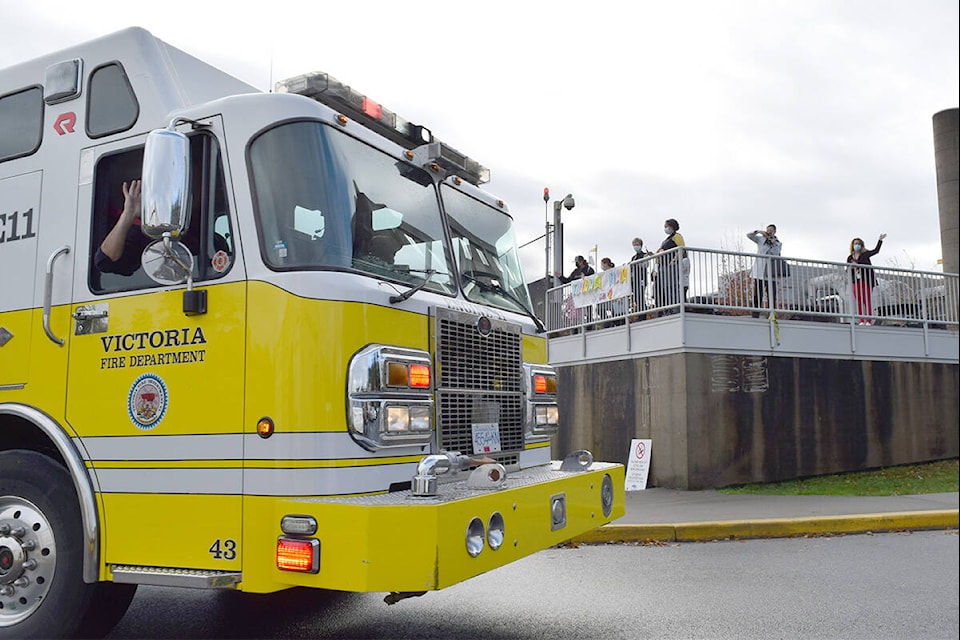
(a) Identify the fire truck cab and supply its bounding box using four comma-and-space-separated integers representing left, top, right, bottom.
0, 27, 623, 639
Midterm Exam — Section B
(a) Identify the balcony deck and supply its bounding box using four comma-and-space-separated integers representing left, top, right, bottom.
545, 247, 959, 366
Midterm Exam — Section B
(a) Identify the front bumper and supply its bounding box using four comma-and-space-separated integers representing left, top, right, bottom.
259, 461, 624, 593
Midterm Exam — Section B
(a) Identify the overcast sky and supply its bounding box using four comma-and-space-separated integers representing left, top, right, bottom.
2, 1, 957, 280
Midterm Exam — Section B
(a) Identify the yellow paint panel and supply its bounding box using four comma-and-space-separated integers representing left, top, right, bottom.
522, 333, 547, 364
244, 281, 429, 433
0, 307, 71, 420
0, 309, 32, 386
102, 493, 243, 570
66, 283, 246, 437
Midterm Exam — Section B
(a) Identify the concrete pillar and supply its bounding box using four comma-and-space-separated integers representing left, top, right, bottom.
933, 108, 959, 275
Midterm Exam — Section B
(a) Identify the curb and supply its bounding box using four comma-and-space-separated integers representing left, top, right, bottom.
571, 509, 960, 544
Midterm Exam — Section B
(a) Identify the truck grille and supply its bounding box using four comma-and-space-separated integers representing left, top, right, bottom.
433, 307, 524, 465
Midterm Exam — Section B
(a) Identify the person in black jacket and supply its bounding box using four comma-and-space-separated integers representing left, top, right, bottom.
629, 237, 652, 315
558, 255, 595, 283
846, 233, 886, 325
653, 219, 685, 313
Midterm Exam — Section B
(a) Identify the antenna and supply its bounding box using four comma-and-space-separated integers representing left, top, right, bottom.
268, 41, 274, 92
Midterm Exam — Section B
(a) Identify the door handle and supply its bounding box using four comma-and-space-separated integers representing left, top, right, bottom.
72, 308, 108, 321
43, 245, 71, 347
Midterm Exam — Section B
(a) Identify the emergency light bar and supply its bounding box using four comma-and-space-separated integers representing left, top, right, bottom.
276, 71, 490, 185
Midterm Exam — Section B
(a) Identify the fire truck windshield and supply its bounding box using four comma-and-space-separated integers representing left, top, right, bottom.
249, 121, 455, 294
441, 184, 534, 316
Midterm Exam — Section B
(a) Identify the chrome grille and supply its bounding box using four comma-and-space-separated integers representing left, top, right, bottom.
434, 307, 524, 464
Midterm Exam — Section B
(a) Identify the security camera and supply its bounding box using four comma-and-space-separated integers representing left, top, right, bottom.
562, 194, 575, 210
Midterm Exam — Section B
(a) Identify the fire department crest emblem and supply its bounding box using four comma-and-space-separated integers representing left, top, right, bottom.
127, 373, 168, 430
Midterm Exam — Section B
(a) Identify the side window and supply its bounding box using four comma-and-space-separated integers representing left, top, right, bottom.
86, 62, 138, 138
90, 133, 234, 294
0, 86, 43, 162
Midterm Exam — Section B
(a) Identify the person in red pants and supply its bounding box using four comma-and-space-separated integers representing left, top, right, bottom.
846, 233, 886, 324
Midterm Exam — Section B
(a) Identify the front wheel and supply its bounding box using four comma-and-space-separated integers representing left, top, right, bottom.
0, 450, 128, 639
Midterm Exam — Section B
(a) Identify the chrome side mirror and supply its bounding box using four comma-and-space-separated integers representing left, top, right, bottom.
141, 128, 190, 239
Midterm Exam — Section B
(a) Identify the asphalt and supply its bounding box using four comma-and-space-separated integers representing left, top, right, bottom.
571, 488, 960, 544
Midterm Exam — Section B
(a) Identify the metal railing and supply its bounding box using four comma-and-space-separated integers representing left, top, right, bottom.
544, 246, 959, 334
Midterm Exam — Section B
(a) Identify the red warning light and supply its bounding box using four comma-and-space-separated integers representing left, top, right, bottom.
535, 375, 547, 393
362, 97, 382, 120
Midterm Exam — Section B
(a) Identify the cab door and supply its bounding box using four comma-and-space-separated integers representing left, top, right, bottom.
66, 119, 248, 572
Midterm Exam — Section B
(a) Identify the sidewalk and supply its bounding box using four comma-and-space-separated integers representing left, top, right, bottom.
572, 488, 960, 544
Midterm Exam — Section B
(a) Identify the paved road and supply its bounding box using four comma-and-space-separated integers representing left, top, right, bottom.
108, 529, 959, 639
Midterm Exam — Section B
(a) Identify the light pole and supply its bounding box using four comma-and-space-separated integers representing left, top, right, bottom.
551, 193, 575, 287
543, 187, 551, 284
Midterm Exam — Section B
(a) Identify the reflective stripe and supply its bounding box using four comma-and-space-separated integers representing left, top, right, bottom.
92, 467, 243, 494
519, 445, 551, 468
82, 434, 556, 495
76, 432, 426, 462
78, 434, 243, 461
90, 462, 419, 496
242, 432, 427, 460
243, 464, 418, 496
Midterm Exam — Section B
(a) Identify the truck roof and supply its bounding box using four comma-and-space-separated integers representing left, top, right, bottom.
1, 26, 259, 133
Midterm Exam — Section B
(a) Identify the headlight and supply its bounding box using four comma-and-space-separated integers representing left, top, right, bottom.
347, 345, 434, 450
386, 406, 409, 432
523, 363, 561, 439
534, 405, 559, 426
409, 404, 432, 431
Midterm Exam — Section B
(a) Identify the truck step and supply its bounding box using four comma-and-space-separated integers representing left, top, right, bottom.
111, 564, 241, 589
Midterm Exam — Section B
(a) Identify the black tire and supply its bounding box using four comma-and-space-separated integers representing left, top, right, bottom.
0, 450, 109, 639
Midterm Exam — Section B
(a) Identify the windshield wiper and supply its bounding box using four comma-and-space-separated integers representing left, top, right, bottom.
460, 273, 545, 333
389, 269, 438, 304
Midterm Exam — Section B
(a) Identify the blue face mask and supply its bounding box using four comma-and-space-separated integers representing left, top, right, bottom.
632, 244, 642, 251
853, 243, 863, 252
664, 228, 671, 235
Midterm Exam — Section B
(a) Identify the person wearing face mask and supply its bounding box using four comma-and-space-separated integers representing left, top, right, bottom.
629, 237, 652, 317
846, 233, 886, 325
558, 254, 595, 283
747, 224, 782, 318
653, 219, 685, 313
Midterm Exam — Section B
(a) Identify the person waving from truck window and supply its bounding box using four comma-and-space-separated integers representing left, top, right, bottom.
95, 179, 151, 276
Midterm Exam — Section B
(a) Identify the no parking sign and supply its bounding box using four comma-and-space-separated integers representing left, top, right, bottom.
625, 438, 652, 491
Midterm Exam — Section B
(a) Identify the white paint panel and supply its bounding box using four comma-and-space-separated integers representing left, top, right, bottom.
77, 434, 244, 461
90, 463, 416, 496
90, 449, 559, 496
242, 432, 426, 460
519, 446, 552, 468
0, 171, 42, 311
243, 463, 419, 496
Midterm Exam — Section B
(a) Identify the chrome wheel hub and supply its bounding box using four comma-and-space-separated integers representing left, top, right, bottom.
0, 498, 57, 627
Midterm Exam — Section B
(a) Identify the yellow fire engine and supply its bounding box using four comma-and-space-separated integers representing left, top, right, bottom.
0, 27, 624, 638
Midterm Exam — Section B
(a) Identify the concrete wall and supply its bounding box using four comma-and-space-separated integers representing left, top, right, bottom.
555, 353, 959, 489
